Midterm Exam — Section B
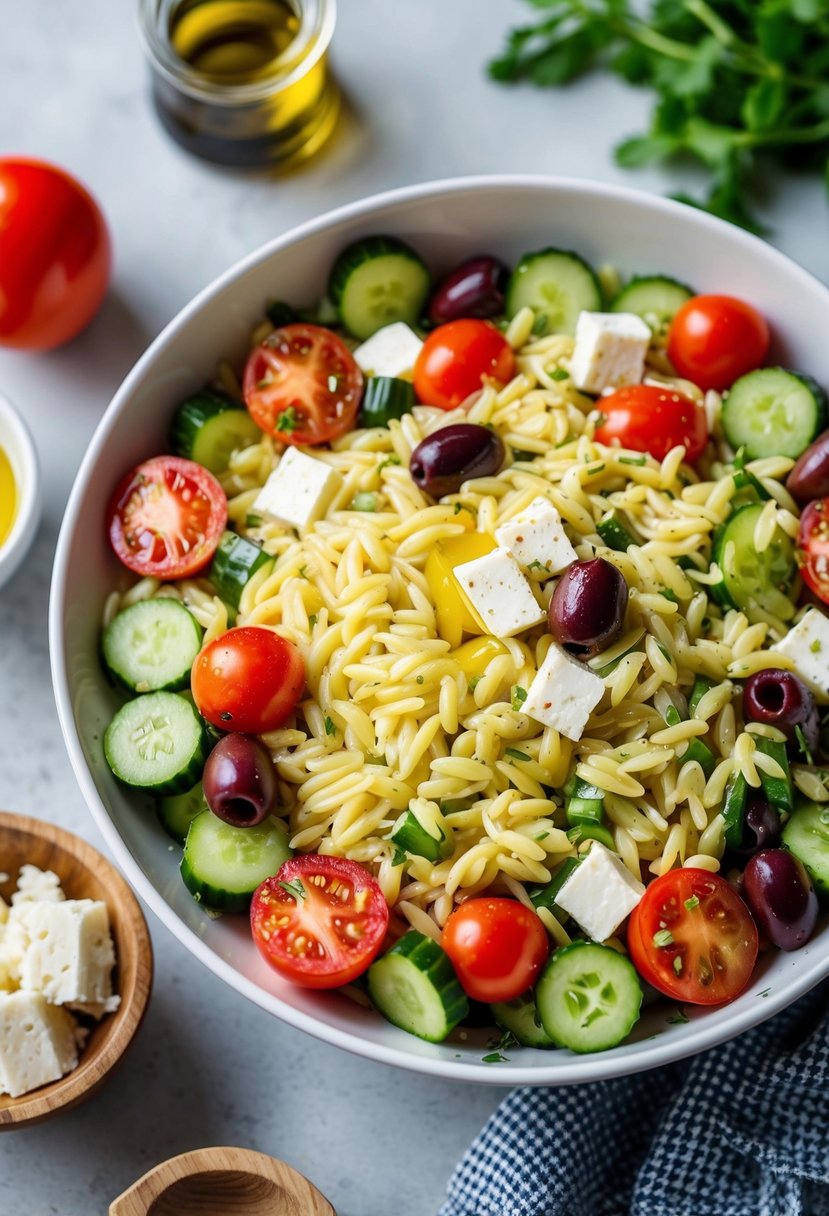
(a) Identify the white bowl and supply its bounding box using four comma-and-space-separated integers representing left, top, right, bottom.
49, 176, 829, 1085
0, 389, 40, 590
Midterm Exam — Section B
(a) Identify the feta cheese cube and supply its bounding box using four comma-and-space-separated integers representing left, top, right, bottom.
524, 643, 605, 740
12, 899, 116, 1009
11, 864, 64, 905
454, 547, 545, 638
569, 311, 651, 395
353, 322, 423, 379
495, 497, 577, 577
555, 843, 644, 942
774, 608, 829, 704
0, 991, 79, 1097
253, 446, 342, 531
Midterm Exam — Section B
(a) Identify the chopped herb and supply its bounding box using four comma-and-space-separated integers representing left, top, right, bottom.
416, 675, 424, 684
534, 831, 550, 841
549, 367, 570, 381
324, 715, 336, 736
659, 588, 679, 603
454, 502, 463, 514
351, 491, 377, 512
276, 406, 300, 433
482, 1051, 508, 1064
619, 455, 647, 467
526, 560, 547, 572
667, 1010, 689, 1025
653, 929, 674, 948
656, 642, 674, 665
811, 639, 822, 654
531, 312, 549, 335
586, 462, 605, 475
378, 454, 401, 472
593, 411, 607, 428
278, 878, 306, 901
245, 513, 264, 528
511, 685, 528, 711
308, 613, 318, 628
684, 895, 700, 911
495, 1028, 518, 1053
391, 846, 408, 867
759, 987, 771, 999
795, 723, 814, 765
298, 565, 309, 579
505, 747, 531, 762
673, 956, 683, 975
366, 753, 388, 766
733, 447, 747, 470
469, 676, 482, 692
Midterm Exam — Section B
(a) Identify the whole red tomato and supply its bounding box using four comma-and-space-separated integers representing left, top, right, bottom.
593, 384, 708, 463
0, 158, 111, 350
441, 897, 549, 1002
192, 625, 306, 733
666, 294, 769, 392
414, 319, 515, 410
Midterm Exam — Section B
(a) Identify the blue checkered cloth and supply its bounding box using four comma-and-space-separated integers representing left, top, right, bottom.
440, 981, 829, 1216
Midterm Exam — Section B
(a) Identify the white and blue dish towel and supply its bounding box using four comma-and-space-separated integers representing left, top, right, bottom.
440, 981, 829, 1216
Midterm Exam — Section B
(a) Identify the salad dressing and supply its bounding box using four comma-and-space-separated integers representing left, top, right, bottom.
0, 446, 17, 548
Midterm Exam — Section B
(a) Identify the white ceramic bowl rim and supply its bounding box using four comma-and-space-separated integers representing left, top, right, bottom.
50, 174, 829, 1085
0, 388, 41, 584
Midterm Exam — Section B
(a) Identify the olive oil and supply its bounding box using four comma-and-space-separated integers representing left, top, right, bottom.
139, 0, 339, 167
0, 445, 17, 549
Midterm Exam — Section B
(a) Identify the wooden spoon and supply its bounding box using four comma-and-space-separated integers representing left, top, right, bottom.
110, 1147, 335, 1216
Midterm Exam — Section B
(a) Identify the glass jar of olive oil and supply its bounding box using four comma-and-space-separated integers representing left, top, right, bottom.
138, 0, 339, 167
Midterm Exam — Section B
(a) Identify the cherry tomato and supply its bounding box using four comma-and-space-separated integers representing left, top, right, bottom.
107, 455, 227, 579
0, 158, 111, 350
441, 897, 549, 1003
627, 869, 758, 1006
192, 626, 305, 733
797, 498, 829, 605
593, 384, 708, 463
414, 319, 515, 411
667, 294, 770, 392
251, 856, 389, 988
243, 323, 363, 445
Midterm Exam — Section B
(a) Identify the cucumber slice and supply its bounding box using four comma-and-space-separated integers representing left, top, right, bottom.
101, 598, 202, 693
169, 390, 261, 473
265, 300, 301, 328
752, 736, 792, 812
609, 275, 693, 329
390, 809, 449, 862
688, 676, 713, 716
535, 940, 643, 1053
158, 781, 207, 844
528, 856, 581, 916
367, 931, 468, 1042
492, 992, 556, 1049
358, 376, 416, 428
210, 531, 275, 610
181, 812, 292, 911
722, 771, 749, 850
328, 236, 431, 340
682, 738, 716, 779
782, 800, 829, 899
722, 368, 827, 461
712, 502, 796, 623
597, 509, 638, 552
505, 248, 601, 336
104, 692, 207, 796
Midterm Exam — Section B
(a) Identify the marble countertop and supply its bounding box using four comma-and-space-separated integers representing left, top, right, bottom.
1, 1, 827, 1211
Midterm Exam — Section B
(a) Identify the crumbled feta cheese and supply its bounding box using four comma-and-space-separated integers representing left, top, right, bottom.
555, 842, 644, 942
524, 643, 605, 740
495, 497, 577, 577
13, 900, 117, 1010
353, 322, 423, 379
568, 311, 651, 395
454, 547, 545, 637
0, 991, 80, 1098
773, 608, 829, 704
253, 446, 342, 531
11, 865, 64, 905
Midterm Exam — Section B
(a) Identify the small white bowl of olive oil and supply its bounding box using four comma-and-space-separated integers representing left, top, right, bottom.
0, 389, 40, 591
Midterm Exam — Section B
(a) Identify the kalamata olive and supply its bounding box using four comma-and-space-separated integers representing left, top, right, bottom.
547, 558, 628, 657
409, 423, 505, 497
787, 428, 829, 505
742, 848, 818, 951
427, 256, 509, 325
732, 797, 782, 857
203, 733, 277, 828
742, 668, 819, 756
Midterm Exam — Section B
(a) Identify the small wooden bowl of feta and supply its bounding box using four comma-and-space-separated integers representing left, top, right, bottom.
0, 811, 152, 1128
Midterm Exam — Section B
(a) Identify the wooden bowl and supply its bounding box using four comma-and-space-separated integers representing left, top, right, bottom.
0, 811, 153, 1128
110, 1147, 335, 1215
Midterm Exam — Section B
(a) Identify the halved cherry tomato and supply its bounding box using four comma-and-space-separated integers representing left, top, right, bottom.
593, 384, 708, 463
192, 625, 305, 734
627, 869, 758, 1006
441, 897, 549, 1003
251, 856, 389, 988
667, 294, 770, 392
414, 319, 515, 411
243, 323, 363, 445
107, 455, 227, 579
797, 498, 829, 605
0, 158, 111, 350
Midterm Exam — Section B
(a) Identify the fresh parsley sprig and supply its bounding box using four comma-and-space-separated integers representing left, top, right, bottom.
490, 0, 829, 232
